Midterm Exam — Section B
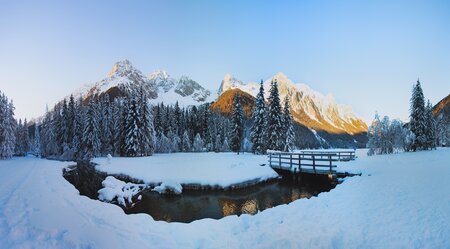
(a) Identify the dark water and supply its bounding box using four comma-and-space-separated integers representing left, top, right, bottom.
125, 175, 338, 223
63, 163, 339, 223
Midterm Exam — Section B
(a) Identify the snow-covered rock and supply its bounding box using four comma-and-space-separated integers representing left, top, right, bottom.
152, 181, 183, 195
98, 176, 145, 206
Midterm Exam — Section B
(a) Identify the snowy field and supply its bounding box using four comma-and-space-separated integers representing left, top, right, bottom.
0, 149, 449, 248
94, 153, 278, 190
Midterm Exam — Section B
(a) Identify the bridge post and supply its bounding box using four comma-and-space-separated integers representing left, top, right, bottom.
329, 155, 332, 172
290, 154, 292, 169
312, 155, 316, 173
279, 153, 281, 169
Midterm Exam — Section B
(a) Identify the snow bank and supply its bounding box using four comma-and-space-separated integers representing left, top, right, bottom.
98, 176, 145, 206
94, 152, 278, 189
1, 148, 449, 248
152, 181, 182, 195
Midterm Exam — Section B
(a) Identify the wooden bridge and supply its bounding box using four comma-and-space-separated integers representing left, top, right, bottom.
268, 150, 356, 177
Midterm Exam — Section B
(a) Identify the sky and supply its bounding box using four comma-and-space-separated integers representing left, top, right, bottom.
0, 0, 449, 123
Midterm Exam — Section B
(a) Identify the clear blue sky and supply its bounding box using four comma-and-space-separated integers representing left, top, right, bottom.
1, 0, 449, 122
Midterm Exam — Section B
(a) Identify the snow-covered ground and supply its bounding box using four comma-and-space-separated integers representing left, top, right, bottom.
94, 152, 278, 190
1, 149, 449, 248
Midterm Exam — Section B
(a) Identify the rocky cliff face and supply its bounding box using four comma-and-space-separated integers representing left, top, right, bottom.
217, 72, 368, 135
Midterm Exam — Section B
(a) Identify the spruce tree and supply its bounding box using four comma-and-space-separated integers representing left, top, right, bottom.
123, 96, 140, 157
32, 122, 41, 157
409, 80, 427, 151
230, 93, 244, 154
266, 80, 284, 151
0, 94, 16, 159
82, 97, 101, 160
193, 133, 204, 152
282, 96, 295, 152
425, 100, 436, 149
181, 131, 191, 152
250, 80, 266, 154
138, 86, 156, 156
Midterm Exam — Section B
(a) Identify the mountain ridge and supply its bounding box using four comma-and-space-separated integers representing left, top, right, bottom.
218, 72, 368, 135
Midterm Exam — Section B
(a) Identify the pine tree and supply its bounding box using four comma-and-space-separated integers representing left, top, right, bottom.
123, 96, 140, 157
214, 134, 222, 152
138, 86, 156, 156
181, 131, 191, 152
111, 99, 124, 156
99, 94, 113, 155
82, 97, 101, 160
409, 80, 427, 151
221, 136, 230, 152
282, 96, 295, 152
0, 93, 17, 159
157, 133, 171, 153
72, 98, 85, 160
14, 119, 29, 156
266, 80, 284, 151
230, 93, 244, 154
193, 133, 204, 152
250, 80, 266, 154
32, 122, 41, 157
425, 100, 436, 149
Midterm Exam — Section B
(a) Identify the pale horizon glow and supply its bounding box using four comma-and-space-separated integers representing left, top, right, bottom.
1, 0, 449, 123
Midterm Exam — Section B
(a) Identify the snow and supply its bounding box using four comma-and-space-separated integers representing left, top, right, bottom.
1, 149, 449, 248
98, 176, 145, 206
94, 152, 278, 190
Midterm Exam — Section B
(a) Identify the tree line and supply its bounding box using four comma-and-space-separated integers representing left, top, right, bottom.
367, 80, 448, 155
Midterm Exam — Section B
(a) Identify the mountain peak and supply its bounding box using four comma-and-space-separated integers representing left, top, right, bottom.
108, 59, 134, 77
148, 70, 170, 81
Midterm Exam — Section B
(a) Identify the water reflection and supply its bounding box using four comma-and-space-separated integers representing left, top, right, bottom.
125, 176, 338, 223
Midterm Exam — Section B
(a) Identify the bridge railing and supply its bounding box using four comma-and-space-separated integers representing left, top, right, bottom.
267, 150, 355, 175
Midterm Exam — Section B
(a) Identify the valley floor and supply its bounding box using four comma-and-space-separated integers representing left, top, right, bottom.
0, 149, 449, 248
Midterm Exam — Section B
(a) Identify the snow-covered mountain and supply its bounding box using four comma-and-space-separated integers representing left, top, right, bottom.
218, 72, 368, 135
74, 60, 211, 105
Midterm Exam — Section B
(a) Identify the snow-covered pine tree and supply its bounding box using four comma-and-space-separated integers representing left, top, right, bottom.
425, 100, 436, 149
99, 94, 113, 155
72, 97, 85, 160
0, 93, 17, 159
168, 130, 181, 152
214, 134, 222, 152
123, 96, 140, 157
111, 98, 124, 156
409, 80, 427, 151
67, 95, 76, 146
230, 93, 244, 154
14, 119, 29, 156
222, 136, 230, 152
153, 103, 163, 136
250, 80, 266, 154
181, 131, 191, 152
367, 112, 381, 156
193, 133, 204, 152
138, 86, 156, 156
32, 122, 41, 157
436, 113, 449, 146
282, 96, 295, 152
266, 80, 284, 151
82, 97, 101, 160
157, 133, 171, 153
